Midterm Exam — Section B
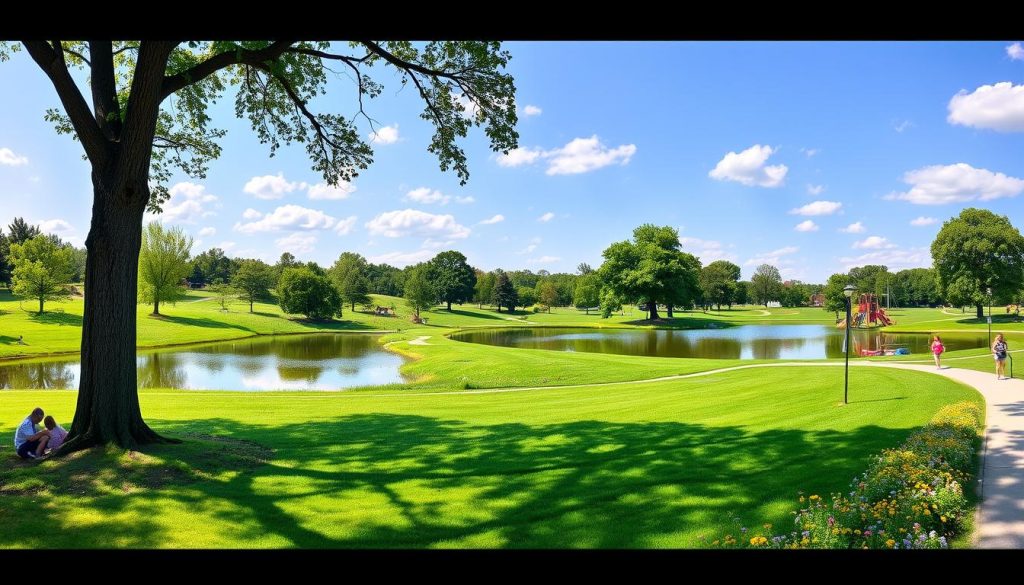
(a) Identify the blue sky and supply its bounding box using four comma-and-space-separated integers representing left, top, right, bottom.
2, 41, 1024, 282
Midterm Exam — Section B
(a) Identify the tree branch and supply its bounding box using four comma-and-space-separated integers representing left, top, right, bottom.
358, 40, 464, 80
161, 40, 297, 100
21, 41, 107, 164
64, 48, 90, 66
255, 63, 341, 159
89, 41, 122, 141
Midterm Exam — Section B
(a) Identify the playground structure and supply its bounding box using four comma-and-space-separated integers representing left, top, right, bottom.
837, 293, 893, 329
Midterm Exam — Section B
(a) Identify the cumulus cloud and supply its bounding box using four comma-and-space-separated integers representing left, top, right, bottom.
517, 236, 542, 255
948, 82, 1024, 132
365, 209, 471, 239
243, 173, 304, 200
456, 196, 475, 204
678, 236, 738, 263
479, 214, 505, 225
745, 246, 799, 267
334, 216, 357, 236
234, 204, 338, 234
198, 227, 217, 237
307, 181, 356, 200
839, 222, 866, 234
886, 163, 1024, 205
39, 219, 74, 235
523, 105, 542, 116
242, 208, 263, 220
368, 124, 400, 145
807, 184, 825, 196
1008, 42, 1024, 61
709, 144, 788, 188
0, 147, 28, 166
840, 247, 931, 271
367, 250, 434, 267
910, 216, 937, 227
538, 212, 555, 223
794, 220, 819, 232
496, 135, 637, 175
790, 200, 842, 216
149, 182, 218, 224
275, 233, 317, 254
853, 236, 896, 249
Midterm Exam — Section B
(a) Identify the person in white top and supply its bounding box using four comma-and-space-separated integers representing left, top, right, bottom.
13, 407, 50, 460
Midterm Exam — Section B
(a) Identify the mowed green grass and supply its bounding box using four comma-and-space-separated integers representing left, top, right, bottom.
0, 366, 979, 548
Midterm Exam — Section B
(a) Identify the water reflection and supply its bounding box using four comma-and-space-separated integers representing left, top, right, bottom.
0, 334, 405, 391
453, 326, 990, 361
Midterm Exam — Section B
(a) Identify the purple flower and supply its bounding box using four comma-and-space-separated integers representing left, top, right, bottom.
864, 530, 872, 537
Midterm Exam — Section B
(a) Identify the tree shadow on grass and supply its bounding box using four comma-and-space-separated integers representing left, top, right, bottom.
286, 319, 379, 332
27, 311, 82, 327
441, 309, 508, 321
622, 316, 734, 330
0, 413, 927, 548
153, 314, 254, 332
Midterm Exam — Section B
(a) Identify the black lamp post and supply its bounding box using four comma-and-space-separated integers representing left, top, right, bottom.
987, 287, 993, 348
844, 284, 856, 405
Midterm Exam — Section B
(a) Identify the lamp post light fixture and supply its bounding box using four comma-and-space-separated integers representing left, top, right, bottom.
843, 284, 856, 405
987, 287, 993, 348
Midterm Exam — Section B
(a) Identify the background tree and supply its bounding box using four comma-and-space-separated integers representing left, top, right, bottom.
699, 260, 740, 311
273, 252, 301, 285
932, 208, 1024, 318
472, 269, 494, 308
231, 259, 274, 313
9, 234, 74, 313
427, 250, 476, 311
600, 224, 697, 320
517, 285, 538, 309
7, 217, 41, 245
847, 264, 891, 300
573, 272, 601, 314
137, 222, 193, 316
69, 246, 88, 283
191, 247, 237, 286
328, 251, 367, 288
750, 264, 782, 307
537, 281, 558, 312
278, 267, 340, 321
0, 229, 10, 289
2, 39, 518, 449
822, 273, 852, 317
892, 268, 941, 307
577, 262, 594, 275
341, 271, 372, 312
364, 262, 405, 296
600, 287, 624, 319
404, 263, 435, 319
492, 270, 518, 313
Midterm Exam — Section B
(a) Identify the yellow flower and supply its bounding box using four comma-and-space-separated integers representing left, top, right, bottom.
941, 516, 947, 523
855, 530, 861, 535
924, 509, 931, 515
886, 539, 896, 548
810, 495, 820, 501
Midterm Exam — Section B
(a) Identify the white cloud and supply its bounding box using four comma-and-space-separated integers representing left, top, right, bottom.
39, 219, 74, 235
910, 216, 937, 227
218, 241, 237, 252
794, 220, 819, 232
234, 204, 338, 234
948, 82, 1024, 132
893, 120, 913, 133
528, 256, 561, 265
538, 212, 555, 223
334, 216, 357, 236
839, 222, 866, 234
242, 208, 263, 220
406, 187, 451, 205
745, 246, 799, 267
365, 209, 471, 239
678, 236, 738, 263
497, 136, 637, 175
0, 147, 28, 166
790, 200, 842, 216
455, 196, 475, 204
367, 250, 434, 267
150, 182, 219, 224
1008, 42, 1024, 61
807, 184, 825, 196
421, 238, 455, 250
800, 147, 819, 158
243, 173, 304, 200
480, 214, 505, 225
307, 181, 356, 200
275, 233, 317, 255
708, 144, 788, 188
517, 236, 542, 255
523, 104, 542, 117
886, 163, 1024, 205
853, 236, 896, 249
198, 227, 217, 237
369, 124, 400, 145
840, 247, 931, 271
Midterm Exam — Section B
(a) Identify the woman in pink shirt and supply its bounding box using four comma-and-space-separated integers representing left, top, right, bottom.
931, 335, 944, 369
43, 416, 68, 453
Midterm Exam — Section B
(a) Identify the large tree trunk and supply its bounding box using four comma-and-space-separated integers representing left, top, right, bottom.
152, 298, 160, 315
666, 304, 674, 318
38, 297, 44, 314
648, 298, 659, 320
63, 176, 176, 452
447, 300, 452, 311
976, 303, 984, 320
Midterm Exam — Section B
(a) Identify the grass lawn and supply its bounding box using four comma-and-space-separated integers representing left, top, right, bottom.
0, 366, 980, 548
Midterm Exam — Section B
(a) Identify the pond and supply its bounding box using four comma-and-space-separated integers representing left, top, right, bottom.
0, 333, 406, 390
451, 325, 991, 360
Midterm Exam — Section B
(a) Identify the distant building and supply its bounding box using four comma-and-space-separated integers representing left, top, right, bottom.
810, 293, 824, 307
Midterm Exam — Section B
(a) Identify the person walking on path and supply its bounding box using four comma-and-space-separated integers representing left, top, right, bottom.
931, 335, 945, 369
993, 333, 1009, 380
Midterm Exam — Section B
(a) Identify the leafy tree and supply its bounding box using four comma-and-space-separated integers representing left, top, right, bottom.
699, 260, 741, 311
600, 224, 698, 320
69, 246, 88, 283
892, 268, 941, 307
734, 281, 749, 306
0, 229, 10, 288
2, 40, 517, 449
191, 247, 237, 286
208, 283, 235, 312
278, 267, 341, 321
341, 271, 372, 312
273, 252, 300, 285
492, 269, 518, 313
577, 262, 594, 275
573, 272, 601, 314
365, 262, 405, 296
537, 281, 558, 311
427, 250, 476, 310
231, 259, 274, 313
7, 217, 41, 245
404, 263, 435, 319
932, 208, 1024, 318
848, 264, 890, 300
9, 234, 74, 313
137, 222, 193, 315
473, 269, 495, 308
822, 273, 852, 316
750, 264, 782, 307
779, 281, 807, 308
600, 287, 624, 319
517, 285, 538, 309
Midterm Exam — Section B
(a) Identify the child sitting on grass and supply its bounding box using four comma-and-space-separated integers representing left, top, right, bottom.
44, 416, 68, 453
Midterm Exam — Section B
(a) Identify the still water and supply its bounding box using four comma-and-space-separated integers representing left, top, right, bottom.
452, 325, 990, 360
0, 333, 406, 390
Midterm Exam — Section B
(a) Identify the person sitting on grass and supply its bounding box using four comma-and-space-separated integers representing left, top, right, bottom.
43, 415, 67, 453
13, 407, 49, 460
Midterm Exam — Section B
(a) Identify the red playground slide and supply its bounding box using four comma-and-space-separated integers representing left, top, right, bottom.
875, 307, 892, 326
